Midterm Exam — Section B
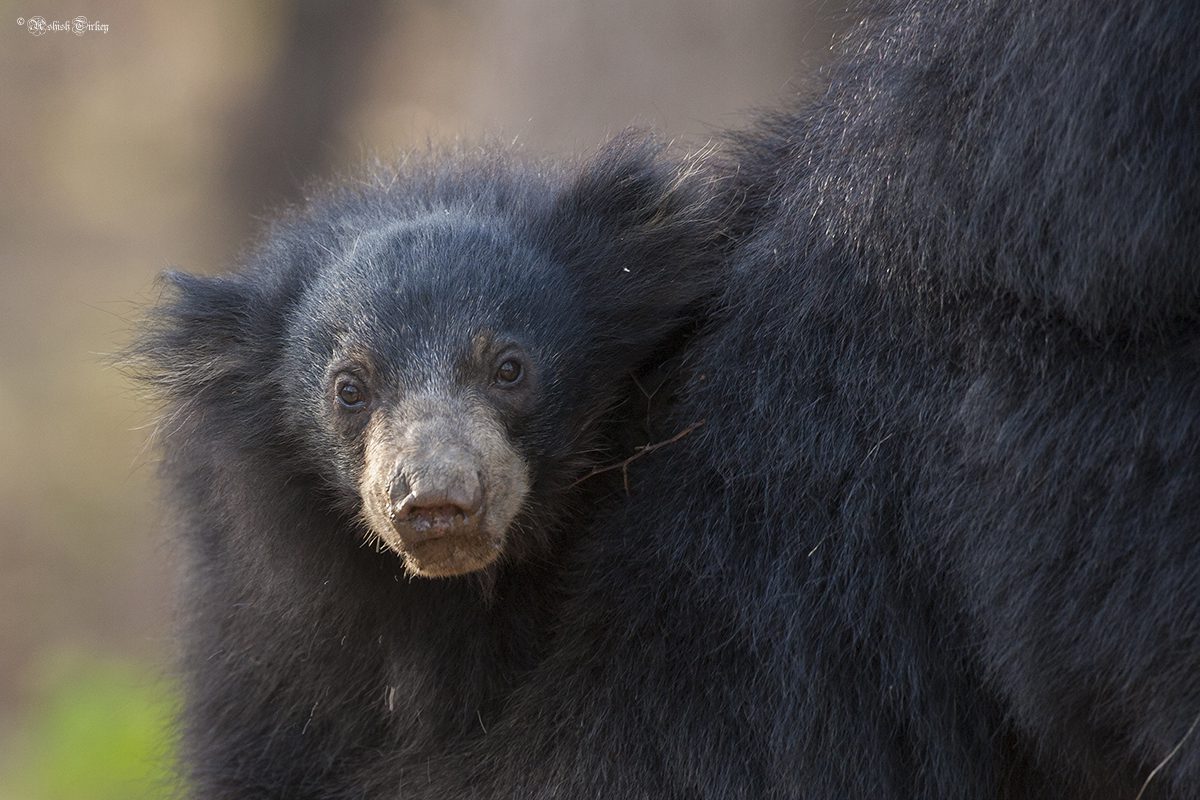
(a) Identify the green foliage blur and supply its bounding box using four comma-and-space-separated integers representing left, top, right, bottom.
0, 659, 179, 800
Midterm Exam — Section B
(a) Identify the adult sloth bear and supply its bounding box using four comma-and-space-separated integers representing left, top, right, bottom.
136, 0, 1200, 798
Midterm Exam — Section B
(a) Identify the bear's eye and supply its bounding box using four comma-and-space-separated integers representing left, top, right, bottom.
495, 358, 523, 386
336, 379, 368, 410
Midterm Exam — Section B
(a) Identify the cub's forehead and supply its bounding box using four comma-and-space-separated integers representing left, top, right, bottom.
286, 212, 581, 363
310, 213, 557, 308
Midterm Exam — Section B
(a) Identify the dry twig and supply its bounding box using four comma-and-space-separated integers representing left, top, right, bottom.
570, 419, 706, 493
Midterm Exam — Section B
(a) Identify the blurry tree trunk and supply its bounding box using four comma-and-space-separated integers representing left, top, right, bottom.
222, 0, 393, 251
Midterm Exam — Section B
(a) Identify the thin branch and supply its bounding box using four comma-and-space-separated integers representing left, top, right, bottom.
569, 419, 705, 493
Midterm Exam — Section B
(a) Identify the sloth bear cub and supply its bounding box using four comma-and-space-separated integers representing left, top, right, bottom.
132, 135, 721, 797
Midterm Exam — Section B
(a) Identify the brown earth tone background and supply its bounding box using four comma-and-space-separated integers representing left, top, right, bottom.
0, 2, 844, 795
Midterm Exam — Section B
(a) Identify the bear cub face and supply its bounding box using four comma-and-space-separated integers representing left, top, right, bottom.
288, 217, 586, 577
136, 134, 721, 579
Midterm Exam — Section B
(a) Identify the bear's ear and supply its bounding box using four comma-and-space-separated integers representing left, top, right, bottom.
548, 132, 725, 361
127, 270, 265, 415
553, 133, 680, 233
551, 132, 717, 261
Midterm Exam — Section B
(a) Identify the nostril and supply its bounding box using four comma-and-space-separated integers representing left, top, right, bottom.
386, 474, 412, 522
387, 473, 410, 505
387, 490, 416, 522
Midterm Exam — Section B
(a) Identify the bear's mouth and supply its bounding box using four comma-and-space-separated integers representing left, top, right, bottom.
386, 501, 502, 577
401, 504, 474, 540
401, 533, 500, 577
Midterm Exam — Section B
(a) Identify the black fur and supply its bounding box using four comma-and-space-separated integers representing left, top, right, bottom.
130, 134, 724, 798
366, 1, 1197, 798
135, 0, 1200, 796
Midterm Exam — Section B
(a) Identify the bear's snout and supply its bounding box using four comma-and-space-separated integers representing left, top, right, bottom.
360, 400, 530, 578
386, 457, 484, 544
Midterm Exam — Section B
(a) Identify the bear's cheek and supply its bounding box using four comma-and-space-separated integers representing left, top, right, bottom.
355, 394, 531, 577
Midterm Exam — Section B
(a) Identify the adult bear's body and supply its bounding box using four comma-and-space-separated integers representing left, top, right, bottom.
398, 1, 1200, 797
137, 0, 1200, 796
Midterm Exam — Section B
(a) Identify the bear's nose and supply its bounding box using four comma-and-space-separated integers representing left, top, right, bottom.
387, 468, 483, 537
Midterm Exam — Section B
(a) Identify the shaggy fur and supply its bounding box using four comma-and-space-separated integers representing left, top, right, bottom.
136, 0, 1200, 797
131, 135, 724, 798
363, 1, 1197, 798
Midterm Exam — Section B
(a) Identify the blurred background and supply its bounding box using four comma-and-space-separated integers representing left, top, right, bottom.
0, 1, 844, 796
